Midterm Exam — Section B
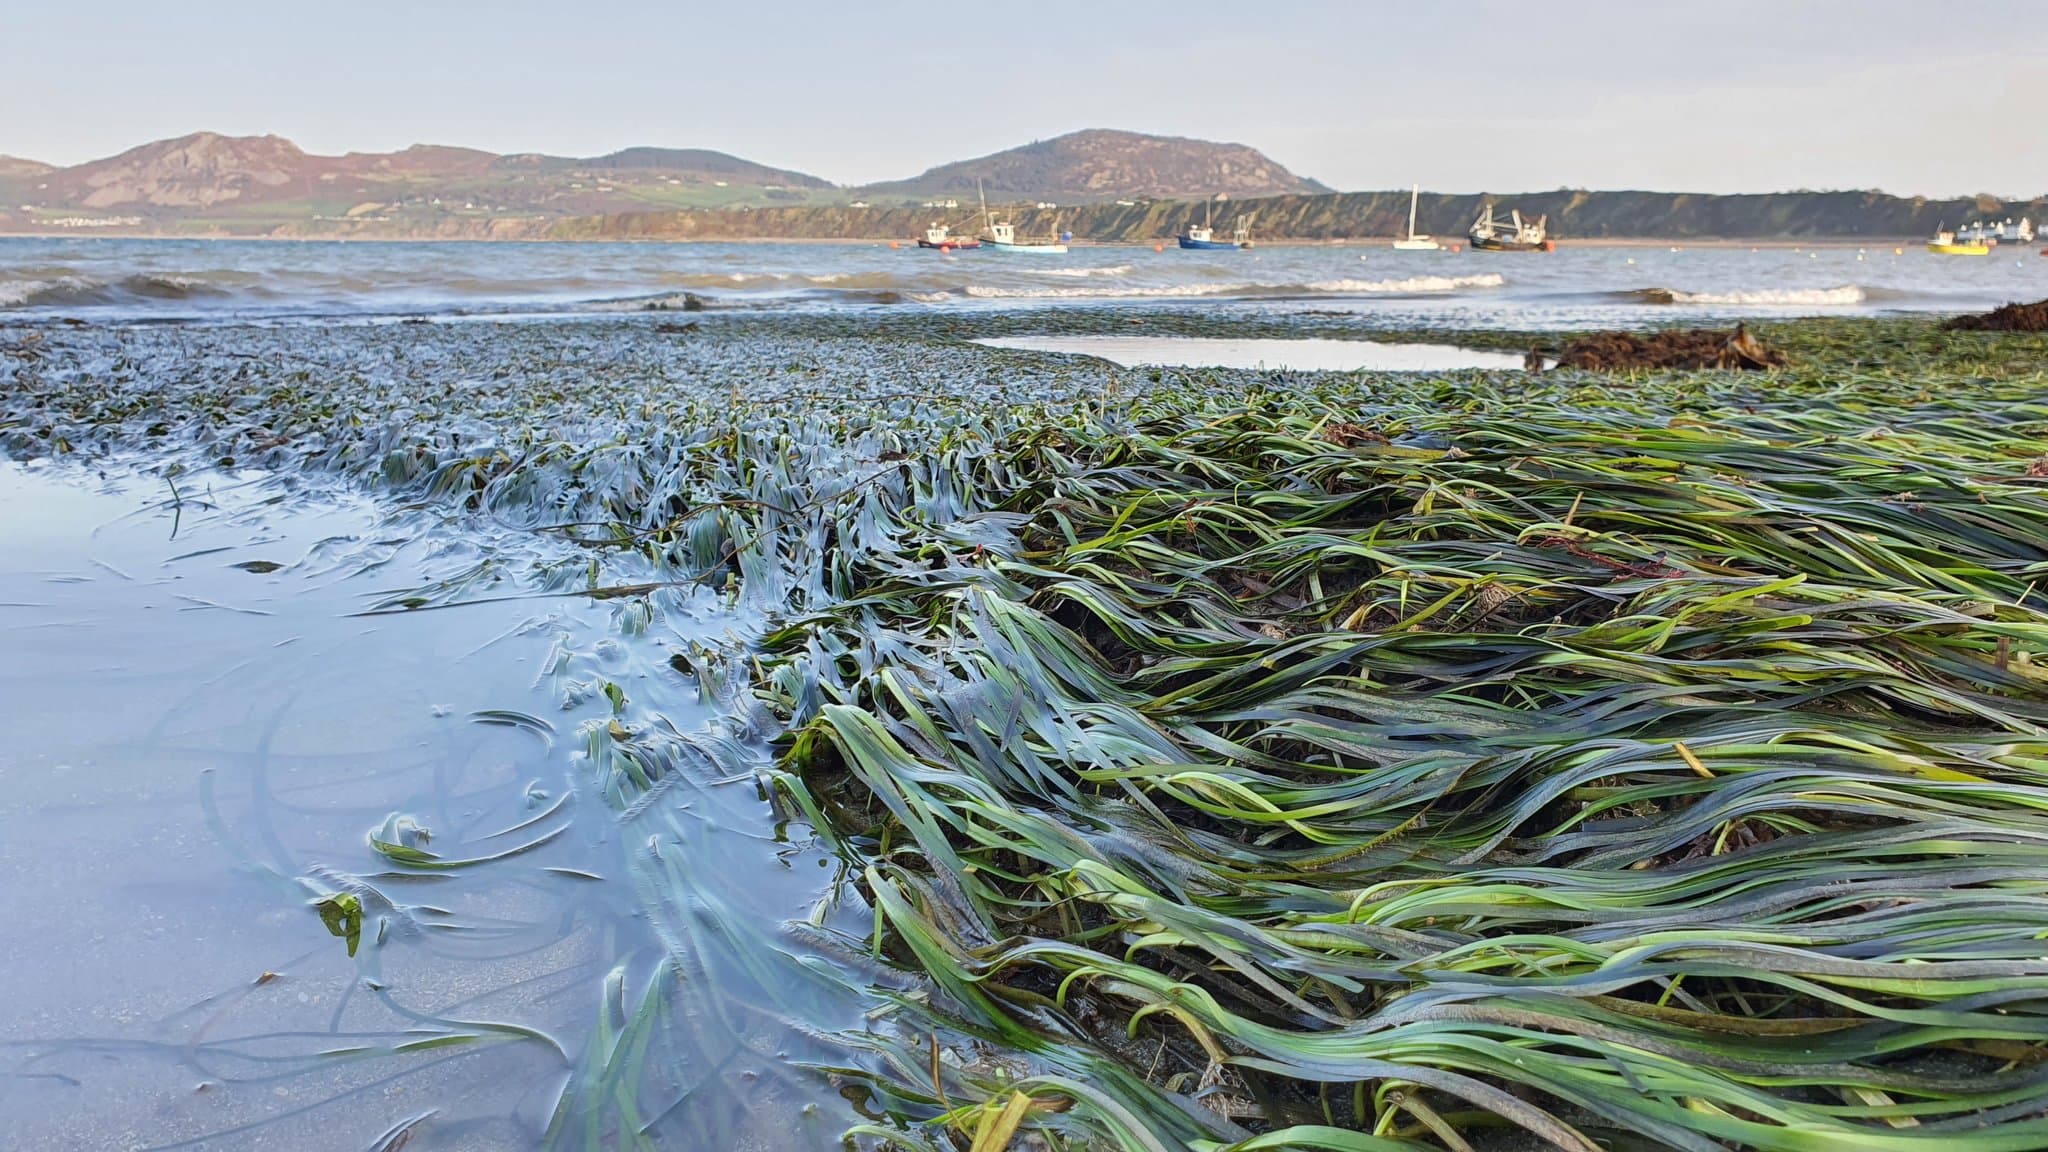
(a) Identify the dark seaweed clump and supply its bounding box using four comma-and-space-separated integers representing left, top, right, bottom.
1552, 324, 1784, 371
1944, 297, 2048, 333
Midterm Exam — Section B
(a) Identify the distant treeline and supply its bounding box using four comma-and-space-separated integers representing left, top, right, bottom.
548, 189, 2048, 243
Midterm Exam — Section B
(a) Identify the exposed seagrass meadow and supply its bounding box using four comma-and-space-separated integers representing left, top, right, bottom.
4, 312, 2048, 1151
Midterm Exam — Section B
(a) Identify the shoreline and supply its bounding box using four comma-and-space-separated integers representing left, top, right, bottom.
0, 230, 1944, 247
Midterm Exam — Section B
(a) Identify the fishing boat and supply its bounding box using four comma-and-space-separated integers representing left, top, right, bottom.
1178, 199, 1252, 249
978, 180, 1067, 254
1927, 223, 1990, 256
1469, 204, 1549, 251
915, 223, 980, 251
1392, 185, 1440, 250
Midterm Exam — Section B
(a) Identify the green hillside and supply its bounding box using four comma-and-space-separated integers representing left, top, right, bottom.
546, 187, 2047, 243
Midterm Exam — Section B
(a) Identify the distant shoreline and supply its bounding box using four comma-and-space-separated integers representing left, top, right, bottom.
0, 231, 1942, 247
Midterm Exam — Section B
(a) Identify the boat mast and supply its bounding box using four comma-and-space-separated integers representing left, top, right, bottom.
1408, 184, 1419, 240
979, 178, 991, 237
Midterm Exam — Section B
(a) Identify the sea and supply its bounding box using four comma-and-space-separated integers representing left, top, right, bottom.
3, 236, 2043, 328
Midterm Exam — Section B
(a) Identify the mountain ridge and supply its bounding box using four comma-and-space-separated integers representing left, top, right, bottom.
856, 129, 1327, 201
2, 130, 2040, 239
0, 131, 840, 221
0, 155, 56, 178
0, 129, 1323, 227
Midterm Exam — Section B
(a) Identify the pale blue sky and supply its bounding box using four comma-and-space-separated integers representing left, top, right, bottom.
3, 0, 2041, 196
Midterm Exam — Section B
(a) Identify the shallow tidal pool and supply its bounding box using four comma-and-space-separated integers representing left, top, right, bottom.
0, 461, 868, 1151
974, 333, 1527, 371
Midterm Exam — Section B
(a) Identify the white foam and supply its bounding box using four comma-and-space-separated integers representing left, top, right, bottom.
1024, 264, 1136, 279
0, 279, 52, 307
1664, 286, 1866, 306
962, 283, 1245, 299
1304, 274, 1506, 293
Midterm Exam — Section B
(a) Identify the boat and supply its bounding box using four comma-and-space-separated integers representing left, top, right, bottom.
1927, 223, 1990, 256
1468, 204, 1549, 251
915, 223, 980, 251
1392, 185, 1440, 250
1992, 217, 2034, 244
1178, 199, 1252, 249
978, 180, 1067, 254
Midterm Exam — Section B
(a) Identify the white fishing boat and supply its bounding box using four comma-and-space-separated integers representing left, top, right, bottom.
1469, 203, 1549, 252
1392, 185, 1440, 250
1992, 217, 2035, 244
915, 222, 980, 250
978, 179, 1067, 254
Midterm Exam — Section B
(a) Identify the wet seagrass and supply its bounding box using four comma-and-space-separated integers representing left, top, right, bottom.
5, 312, 2048, 1150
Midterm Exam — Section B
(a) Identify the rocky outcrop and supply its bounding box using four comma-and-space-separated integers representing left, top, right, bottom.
50, 133, 314, 209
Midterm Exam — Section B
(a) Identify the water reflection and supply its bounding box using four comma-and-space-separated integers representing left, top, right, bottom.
0, 462, 873, 1150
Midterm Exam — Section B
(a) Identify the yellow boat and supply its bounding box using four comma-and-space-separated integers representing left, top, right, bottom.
1928, 226, 1990, 255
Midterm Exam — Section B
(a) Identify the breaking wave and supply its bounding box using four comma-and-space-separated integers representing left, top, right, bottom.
961, 283, 1244, 299
957, 273, 1506, 300
0, 274, 239, 309
1303, 274, 1507, 294
1639, 285, 1868, 307
1024, 264, 1136, 279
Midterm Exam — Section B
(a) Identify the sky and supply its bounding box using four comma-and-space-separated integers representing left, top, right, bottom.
2, 0, 2042, 198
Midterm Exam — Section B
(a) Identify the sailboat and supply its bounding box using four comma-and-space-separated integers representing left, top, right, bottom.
1392, 185, 1440, 250
978, 180, 1068, 254
1178, 198, 1252, 249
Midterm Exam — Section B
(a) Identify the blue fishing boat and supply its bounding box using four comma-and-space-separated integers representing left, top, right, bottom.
1177, 200, 1253, 250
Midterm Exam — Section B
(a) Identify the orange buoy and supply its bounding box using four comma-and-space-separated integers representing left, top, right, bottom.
1543, 240, 1555, 253
1451, 243, 1461, 253
1154, 243, 1163, 252
941, 244, 953, 253
888, 240, 899, 249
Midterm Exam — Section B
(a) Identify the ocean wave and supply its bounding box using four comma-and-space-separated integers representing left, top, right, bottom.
958, 274, 1507, 301
1024, 264, 1136, 279
1642, 285, 1867, 306
1303, 274, 1506, 293
961, 283, 1246, 299
0, 274, 236, 309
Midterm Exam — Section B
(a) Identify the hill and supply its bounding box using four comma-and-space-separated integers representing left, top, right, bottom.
35, 133, 331, 210
857, 129, 1329, 203
3, 130, 2039, 240
540, 187, 2047, 245
1, 132, 840, 230
498, 148, 832, 188
1201, 188, 2048, 241
0, 155, 55, 178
